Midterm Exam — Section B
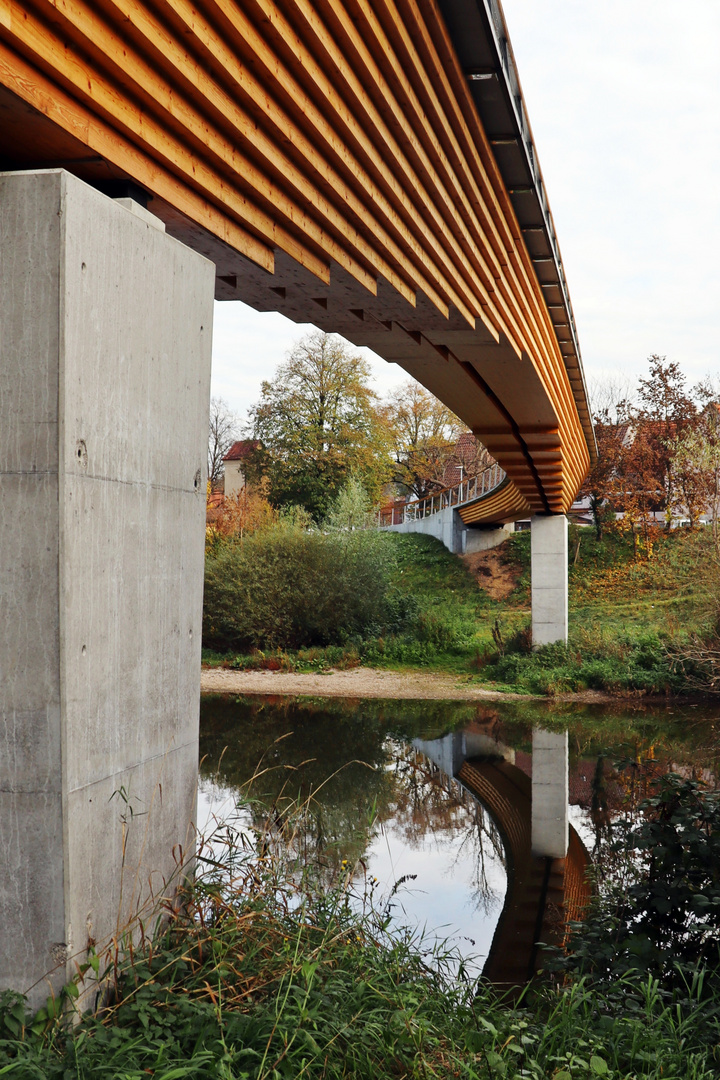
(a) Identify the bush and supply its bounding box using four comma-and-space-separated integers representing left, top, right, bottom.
203, 523, 410, 652
554, 774, 720, 987
480, 632, 682, 695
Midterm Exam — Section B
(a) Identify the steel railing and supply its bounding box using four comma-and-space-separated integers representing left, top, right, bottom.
378, 463, 505, 527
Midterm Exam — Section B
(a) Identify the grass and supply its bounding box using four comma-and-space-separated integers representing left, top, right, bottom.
2, 790, 720, 1079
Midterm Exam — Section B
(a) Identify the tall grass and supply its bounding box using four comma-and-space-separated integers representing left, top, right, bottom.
2, 789, 720, 1078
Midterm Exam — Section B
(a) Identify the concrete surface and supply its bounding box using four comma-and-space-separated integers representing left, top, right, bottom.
413, 730, 515, 776
0, 170, 214, 1007
531, 729, 569, 858
462, 523, 515, 554
530, 514, 568, 646
384, 506, 513, 555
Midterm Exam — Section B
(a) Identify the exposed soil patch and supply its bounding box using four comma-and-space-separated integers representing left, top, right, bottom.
461, 548, 520, 601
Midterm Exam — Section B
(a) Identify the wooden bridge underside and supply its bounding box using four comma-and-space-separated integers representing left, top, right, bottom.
0, 0, 593, 520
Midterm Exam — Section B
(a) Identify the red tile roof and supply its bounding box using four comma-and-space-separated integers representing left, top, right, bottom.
223, 439, 258, 461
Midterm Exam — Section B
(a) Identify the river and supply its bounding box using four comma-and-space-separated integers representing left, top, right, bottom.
198, 693, 719, 981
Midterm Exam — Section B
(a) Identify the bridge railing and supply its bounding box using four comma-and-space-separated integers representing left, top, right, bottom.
378, 463, 505, 526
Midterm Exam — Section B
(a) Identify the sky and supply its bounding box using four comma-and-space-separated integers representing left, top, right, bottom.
210, 0, 720, 423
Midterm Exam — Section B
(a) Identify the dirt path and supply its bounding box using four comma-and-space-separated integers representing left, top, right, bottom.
200, 666, 532, 701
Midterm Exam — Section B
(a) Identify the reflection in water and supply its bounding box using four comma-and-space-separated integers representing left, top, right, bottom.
199, 698, 511, 970
199, 693, 720, 983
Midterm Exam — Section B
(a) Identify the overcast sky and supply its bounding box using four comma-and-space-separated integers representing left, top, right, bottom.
210, 0, 720, 422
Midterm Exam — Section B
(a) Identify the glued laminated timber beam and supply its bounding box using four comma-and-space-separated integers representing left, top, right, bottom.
0, 0, 594, 520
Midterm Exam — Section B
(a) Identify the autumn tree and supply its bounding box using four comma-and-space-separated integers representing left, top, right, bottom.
579, 361, 706, 543
633, 355, 700, 526
207, 484, 277, 544
208, 396, 242, 486
578, 410, 627, 540
247, 332, 390, 519
383, 381, 468, 499
670, 409, 720, 530
613, 421, 667, 551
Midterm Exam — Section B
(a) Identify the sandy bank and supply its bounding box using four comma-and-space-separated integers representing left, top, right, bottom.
201, 666, 531, 701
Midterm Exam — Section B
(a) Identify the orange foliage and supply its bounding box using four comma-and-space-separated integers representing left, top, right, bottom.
206, 485, 276, 540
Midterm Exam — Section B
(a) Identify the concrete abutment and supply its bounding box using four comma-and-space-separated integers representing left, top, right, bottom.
0, 170, 214, 1007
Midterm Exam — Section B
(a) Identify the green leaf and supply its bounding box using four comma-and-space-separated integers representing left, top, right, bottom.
590, 1056, 609, 1075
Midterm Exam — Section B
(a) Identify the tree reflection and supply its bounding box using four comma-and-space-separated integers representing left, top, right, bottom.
384, 748, 506, 914
200, 698, 508, 911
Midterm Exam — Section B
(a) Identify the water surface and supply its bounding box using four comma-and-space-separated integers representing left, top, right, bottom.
198, 694, 719, 974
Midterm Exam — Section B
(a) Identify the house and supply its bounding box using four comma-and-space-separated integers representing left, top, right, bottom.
222, 439, 258, 497
440, 431, 493, 488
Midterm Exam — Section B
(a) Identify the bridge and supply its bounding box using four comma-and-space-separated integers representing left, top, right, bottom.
378, 461, 526, 552
415, 726, 591, 993
0, 0, 594, 1005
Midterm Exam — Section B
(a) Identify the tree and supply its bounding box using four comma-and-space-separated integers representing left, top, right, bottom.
578, 410, 627, 540
206, 485, 277, 544
247, 332, 390, 519
586, 359, 703, 545
670, 412, 720, 531
578, 362, 708, 544
325, 476, 375, 530
633, 356, 699, 528
208, 397, 242, 486
613, 420, 666, 551
383, 381, 468, 499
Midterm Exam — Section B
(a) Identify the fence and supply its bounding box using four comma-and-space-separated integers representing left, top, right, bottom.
378, 463, 505, 526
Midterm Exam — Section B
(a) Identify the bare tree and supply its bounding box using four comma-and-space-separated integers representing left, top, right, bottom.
587, 375, 635, 423
208, 396, 242, 486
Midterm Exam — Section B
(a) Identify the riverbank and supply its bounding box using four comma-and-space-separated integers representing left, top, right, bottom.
5, 772, 720, 1079
203, 528, 717, 697
200, 665, 617, 702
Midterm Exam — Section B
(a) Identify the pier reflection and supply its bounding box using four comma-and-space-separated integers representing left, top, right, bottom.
414, 725, 589, 991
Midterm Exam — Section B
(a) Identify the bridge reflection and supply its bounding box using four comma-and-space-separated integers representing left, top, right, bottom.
414, 726, 590, 991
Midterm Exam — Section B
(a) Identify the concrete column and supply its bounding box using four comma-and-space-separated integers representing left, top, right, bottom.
0, 170, 214, 1007
530, 514, 568, 646
531, 729, 568, 858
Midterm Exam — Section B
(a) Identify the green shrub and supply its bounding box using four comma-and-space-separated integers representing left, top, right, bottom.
481, 632, 682, 695
555, 775, 720, 988
203, 524, 411, 652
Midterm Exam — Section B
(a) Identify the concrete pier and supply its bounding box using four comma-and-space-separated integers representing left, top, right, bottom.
531, 729, 569, 858
0, 170, 214, 1007
530, 514, 568, 646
